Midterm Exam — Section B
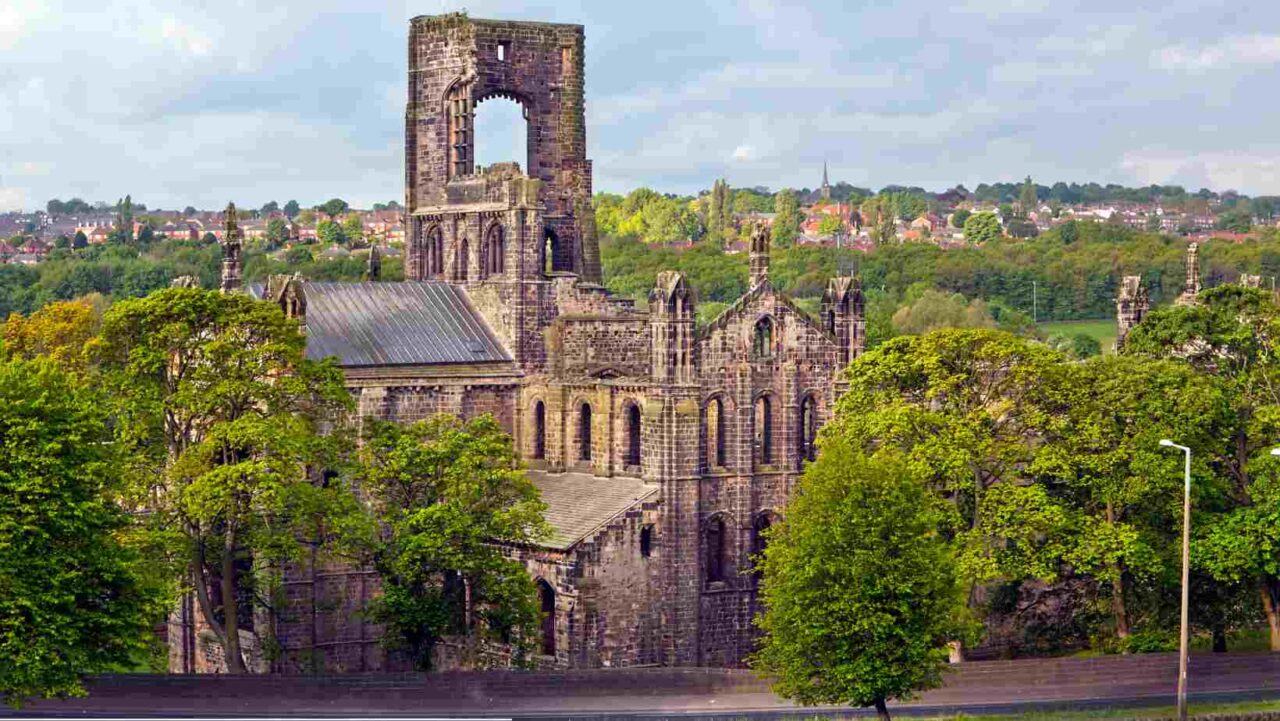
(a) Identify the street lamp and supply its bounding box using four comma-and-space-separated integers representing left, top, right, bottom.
1159, 439, 1192, 721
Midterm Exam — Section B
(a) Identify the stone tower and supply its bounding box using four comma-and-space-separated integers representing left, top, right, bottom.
219, 202, 243, 293
749, 222, 770, 287
649, 271, 696, 384
1116, 275, 1149, 349
821, 276, 866, 366
403, 13, 599, 285
1175, 242, 1202, 306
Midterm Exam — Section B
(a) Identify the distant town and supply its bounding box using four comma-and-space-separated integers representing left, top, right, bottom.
2, 174, 1276, 268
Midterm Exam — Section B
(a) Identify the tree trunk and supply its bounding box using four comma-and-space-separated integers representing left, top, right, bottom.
1212, 625, 1227, 653
1262, 579, 1280, 652
221, 527, 247, 673
1105, 505, 1129, 640
874, 697, 892, 721
948, 640, 965, 663
1111, 569, 1130, 640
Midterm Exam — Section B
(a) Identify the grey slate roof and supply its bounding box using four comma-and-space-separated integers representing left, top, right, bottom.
301, 281, 511, 367
525, 470, 657, 550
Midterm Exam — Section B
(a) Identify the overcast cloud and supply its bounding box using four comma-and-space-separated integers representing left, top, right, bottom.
2, 0, 1279, 211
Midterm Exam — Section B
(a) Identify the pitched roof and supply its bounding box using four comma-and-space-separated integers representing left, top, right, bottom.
300, 281, 512, 367
525, 470, 657, 550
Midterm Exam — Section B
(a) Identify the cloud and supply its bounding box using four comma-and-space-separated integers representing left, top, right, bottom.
4, 1, 1280, 208
0, 0, 47, 51
1120, 148, 1280, 193
0, 186, 28, 213
1154, 34, 1280, 71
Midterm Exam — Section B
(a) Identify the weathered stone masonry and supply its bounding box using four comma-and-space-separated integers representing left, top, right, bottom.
171, 13, 865, 674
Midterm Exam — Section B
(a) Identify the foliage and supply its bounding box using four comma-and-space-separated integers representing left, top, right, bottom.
1034, 356, 1232, 636
772, 189, 800, 247
1, 298, 102, 371
950, 209, 971, 228
753, 443, 962, 718
891, 289, 995, 335
963, 212, 1002, 244
0, 358, 165, 706
1123, 285, 1280, 649
832, 330, 1067, 602
97, 288, 355, 673
358, 416, 548, 670
1046, 332, 1102, 359
317, 198, 349, 219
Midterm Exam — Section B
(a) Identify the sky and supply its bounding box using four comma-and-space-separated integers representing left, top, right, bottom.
2, 0, 1280, 212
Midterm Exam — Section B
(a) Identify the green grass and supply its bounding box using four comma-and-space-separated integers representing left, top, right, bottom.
797, 697, 1280, 720
1039, 319, 1117, 354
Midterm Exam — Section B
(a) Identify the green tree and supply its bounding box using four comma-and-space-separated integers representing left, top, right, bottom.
260, 201, 279, 215
2, 299, 101, 372
358, 416, 548, 670
1018, 176, 1037, 217
97, 288, 354, 673
816, 214, 845, 237
73, 230, 88, 249
283, 200, 300, 219
264, 218, 289, 247
0, 358, 164, 705
753, 443, 962, 720
862, 196, 897, 244
341, 215, 365, 245
316, 219, 345, 246
1035, 356, 1231, 640
950, 209, 971, 228
1124, 286, 1280, 649
317, 198, 349, 220
832, 329, 1067, 656
772, 189, 800, 247
890, 289, 994, 335
962, 212, 1001, 244
114, 195, 134, 244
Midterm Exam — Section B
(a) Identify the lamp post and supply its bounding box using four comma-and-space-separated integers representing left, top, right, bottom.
1160, 439, 1192, 721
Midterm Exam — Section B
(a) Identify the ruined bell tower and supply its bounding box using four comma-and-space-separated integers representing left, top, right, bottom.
403, 14, 600, 286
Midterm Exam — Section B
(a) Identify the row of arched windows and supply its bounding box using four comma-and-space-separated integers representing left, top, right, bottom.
528, 393, 816, 471
704, 393, 820, 470
417, 223, 505, 280
704, 511, 777, 586
530, 399, 643, 469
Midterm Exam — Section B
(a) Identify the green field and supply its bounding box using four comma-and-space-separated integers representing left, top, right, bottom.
1038, 319, 1117, 354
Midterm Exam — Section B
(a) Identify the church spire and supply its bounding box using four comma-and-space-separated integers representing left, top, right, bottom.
219, 202, 243, 293
820, 160, 831, 201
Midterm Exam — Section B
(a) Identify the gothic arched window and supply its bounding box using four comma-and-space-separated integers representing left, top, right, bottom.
537, 579, 555, 656
484, 223, 504, 276
706, 397, 726, 468
755, 394, 773, 465
705, 515, 728, 584
753, 317, 774, 358
799, 394, 818, 463
751, 512, 775, 579
532, 400, 546, 460
578, 402, 592, 461
625, 403, 641, 467
457, 237, 469, 282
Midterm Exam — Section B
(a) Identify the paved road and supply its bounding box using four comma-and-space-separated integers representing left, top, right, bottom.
8, 652, 1280, 719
